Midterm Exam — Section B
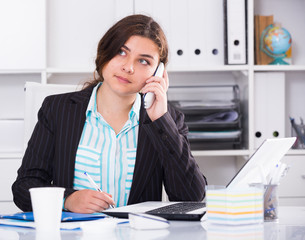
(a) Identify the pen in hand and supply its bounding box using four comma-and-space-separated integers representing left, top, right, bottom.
83, 172, 115, 209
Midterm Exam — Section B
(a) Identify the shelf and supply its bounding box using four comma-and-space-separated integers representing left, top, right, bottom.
254, 65, 305, 72
168, 65, 249, 72
0, 64, 258, 76
192, 149, 250, 157
0, 70, 44, 74
3, 64, 304, 75
46, 65, 250, 74
46, 68, 94, 74
0, 153, 23, 159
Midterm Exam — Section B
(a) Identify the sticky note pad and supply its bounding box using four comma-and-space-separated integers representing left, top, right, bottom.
206, 186, 264, 225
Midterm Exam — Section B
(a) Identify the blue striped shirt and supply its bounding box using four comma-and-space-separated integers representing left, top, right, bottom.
73, 83, 140, 207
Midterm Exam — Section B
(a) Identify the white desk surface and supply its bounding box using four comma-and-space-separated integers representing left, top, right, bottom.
0, 206, 304, 240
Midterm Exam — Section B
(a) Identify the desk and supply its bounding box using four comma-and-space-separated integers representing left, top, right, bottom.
0, 206, 304, 240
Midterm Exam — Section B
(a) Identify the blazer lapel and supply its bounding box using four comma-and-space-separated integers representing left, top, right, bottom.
63, 87, 93, 188
127, 101, 159, 204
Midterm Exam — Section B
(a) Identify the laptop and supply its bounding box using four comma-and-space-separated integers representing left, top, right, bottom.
103, 137, 296, 221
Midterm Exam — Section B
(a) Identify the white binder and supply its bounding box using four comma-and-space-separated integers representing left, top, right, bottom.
169, 0, 189, 68
135, 0, 225, 68
188, 0, 206, 67
224, 0, 247, 64
205, 0, 225, 66
254, 72, 286, 148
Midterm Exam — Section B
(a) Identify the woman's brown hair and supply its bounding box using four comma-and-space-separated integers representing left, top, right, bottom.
85, 14, 168, 88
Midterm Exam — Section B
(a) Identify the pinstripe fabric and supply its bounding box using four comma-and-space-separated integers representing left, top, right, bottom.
73, 83, 140, 207
12, 85, 207, 212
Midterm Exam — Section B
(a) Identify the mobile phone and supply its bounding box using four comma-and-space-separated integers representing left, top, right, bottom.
144, 62, 165, 109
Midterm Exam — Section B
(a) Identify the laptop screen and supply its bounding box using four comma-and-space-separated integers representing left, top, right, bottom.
226, 137, 296, 189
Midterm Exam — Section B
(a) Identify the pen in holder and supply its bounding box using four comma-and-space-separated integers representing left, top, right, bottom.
264, 184, 279, 222
263, 162, 290, 222
290, 117, 305, 149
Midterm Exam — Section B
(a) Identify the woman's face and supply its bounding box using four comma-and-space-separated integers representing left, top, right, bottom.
102, 35, 160, 97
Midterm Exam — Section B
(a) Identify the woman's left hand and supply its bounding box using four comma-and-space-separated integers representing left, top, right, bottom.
142, 69, 169, 121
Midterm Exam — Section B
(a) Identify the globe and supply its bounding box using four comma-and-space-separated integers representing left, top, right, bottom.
260, 24, 292, 65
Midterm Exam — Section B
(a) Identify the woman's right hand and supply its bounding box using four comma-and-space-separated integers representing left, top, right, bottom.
64, 189, 115, 213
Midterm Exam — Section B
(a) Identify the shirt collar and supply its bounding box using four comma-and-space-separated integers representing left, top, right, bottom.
86, 82, 100, 116
86, 82, 141, 122
130, 93, 141, 122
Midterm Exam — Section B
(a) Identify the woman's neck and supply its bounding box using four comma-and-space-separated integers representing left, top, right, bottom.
96, 83, 136, 134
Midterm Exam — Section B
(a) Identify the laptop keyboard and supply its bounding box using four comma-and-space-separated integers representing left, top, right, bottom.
146, 202, 206, 214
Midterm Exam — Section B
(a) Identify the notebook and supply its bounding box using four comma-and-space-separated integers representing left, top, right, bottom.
103, 137, 296, 221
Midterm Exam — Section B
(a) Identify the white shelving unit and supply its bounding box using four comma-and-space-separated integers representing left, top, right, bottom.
0, 0, 304, 213
253, 0, 305, 206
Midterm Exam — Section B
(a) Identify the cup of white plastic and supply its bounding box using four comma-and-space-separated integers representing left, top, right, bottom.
29, 187, 65, 232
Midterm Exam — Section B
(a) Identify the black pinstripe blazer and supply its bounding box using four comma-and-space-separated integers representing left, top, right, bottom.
12, 85, 207, 211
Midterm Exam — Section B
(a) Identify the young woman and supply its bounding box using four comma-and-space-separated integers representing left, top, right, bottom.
12, 14, 207, 213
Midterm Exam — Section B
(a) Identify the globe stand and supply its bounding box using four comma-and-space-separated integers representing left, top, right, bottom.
268, 56, 289, 65
260, 24, 291, 65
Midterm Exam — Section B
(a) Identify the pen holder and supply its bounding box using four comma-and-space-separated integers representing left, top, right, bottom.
264, 184, 279, 222
291, 122, 305, 149
206, 185, 264, 225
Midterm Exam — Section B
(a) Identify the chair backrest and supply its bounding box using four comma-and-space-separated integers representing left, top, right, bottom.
24, 82, 81, 150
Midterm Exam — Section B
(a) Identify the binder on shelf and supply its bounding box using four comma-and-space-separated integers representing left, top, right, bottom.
135, 0, 225, 68
188, 0, 206, 67
224, 0, 247, 65
204, 0, 225, 66
169, 0, 189, 67
254, 72, 285, 148
254, 15, 274, 65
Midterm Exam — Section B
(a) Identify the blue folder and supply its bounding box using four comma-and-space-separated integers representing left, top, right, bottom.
0, 211, 106, 222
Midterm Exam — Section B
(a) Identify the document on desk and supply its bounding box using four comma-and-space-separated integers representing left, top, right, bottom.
0, 211, 107, 230
0, 211, 106, 222
188, 130, 241, 139
0, 218, 81, 230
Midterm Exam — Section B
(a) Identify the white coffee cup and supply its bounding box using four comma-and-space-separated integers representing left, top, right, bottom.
29, 187, 65, 232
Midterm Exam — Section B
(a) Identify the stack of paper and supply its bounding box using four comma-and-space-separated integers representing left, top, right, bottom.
168, 85, 243, 150
206, 187, 263, 225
